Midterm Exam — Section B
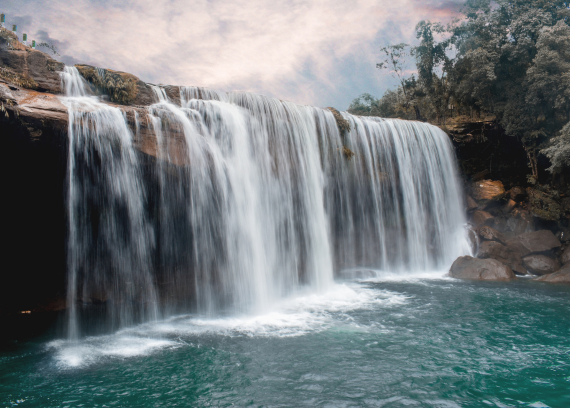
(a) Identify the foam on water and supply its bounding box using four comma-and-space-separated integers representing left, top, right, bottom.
47, 337, 180, 369
340, 268, 457, 283
49, 282, 408, 368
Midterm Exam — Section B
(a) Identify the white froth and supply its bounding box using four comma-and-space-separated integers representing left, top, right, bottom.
48, 283, 407, 368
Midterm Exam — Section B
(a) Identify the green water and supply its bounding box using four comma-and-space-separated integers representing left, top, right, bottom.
1, 277, 569, 407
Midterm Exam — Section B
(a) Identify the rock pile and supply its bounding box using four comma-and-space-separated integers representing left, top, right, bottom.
451, 179, 570, 283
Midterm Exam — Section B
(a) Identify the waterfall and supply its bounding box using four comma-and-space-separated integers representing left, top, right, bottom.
61, 68, 470, 338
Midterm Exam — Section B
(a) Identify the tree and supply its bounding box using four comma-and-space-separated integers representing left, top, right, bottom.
447, 0, 570, 179
541, 122, 570, 173
414, 21, 453, 124
376, 44, 423, 120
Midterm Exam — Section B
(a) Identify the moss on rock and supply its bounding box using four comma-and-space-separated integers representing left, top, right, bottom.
75, 64, 139, 105
327, 107, 351, 134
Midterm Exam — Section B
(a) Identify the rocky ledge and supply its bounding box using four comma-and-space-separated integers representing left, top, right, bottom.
0, 26, 194, 167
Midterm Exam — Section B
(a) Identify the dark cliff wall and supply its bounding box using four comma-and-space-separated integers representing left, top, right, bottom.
0, 113, 68, 319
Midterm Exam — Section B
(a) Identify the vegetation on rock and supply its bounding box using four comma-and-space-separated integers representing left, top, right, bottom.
327, 107, 351, 134
0, 66, 38, 90
76, 65, 139, 105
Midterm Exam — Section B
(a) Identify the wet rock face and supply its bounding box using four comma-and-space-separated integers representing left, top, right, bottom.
506, 230, 562, 257
472, 210, 494, 227
477, 241, 527, 275
522, 255, 561, 276
449, 256, 516, 281
477, 226, 506, 244
535, 263, 570, 284
466, 195, 478, 212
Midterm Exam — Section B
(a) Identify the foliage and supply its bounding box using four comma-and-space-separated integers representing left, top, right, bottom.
375, 44, 424, 120
36, 42, 59, 56
541, 122, 570, 173
352, 0, 570, 177
76, 65, 139, 105
342, 146, 356, 161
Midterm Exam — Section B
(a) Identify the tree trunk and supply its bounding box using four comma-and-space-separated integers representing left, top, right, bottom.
414, 105, 423, 121
525, 147, 539, 181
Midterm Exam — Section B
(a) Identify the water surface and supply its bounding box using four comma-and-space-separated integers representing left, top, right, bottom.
1, 276, 569, 407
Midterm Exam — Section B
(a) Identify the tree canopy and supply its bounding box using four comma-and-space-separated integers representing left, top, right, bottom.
348, 0, 570, 178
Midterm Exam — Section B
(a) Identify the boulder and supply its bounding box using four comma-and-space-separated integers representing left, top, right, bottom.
522, 255, 561, 276
503, 199, 517, 213
535, 263, 570, 284
471, 180, 506, 202
477, 241, 527, 275
506, 230, 561, 257
466, 195, 478, 212
449, 256, 516, 281
561, 246, 570, 265
477, 226, 506, 244
471, 210, 494, 227
509, 186, 527, 202
506, 209, 535, 235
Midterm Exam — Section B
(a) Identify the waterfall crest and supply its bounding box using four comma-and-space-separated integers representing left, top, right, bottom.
61, 68, 470, 337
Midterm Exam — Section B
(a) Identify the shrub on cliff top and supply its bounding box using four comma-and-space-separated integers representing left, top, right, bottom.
76, 65, 138, 105
0, 27, 17, 49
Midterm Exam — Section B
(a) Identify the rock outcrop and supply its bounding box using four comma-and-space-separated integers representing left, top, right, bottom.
535, 263, 570, 284
471, 180, 506, 204
471, 210, 495, 227
477, 241, 527, 275
522, 255, 561, 276
506, 230, 561, 257
1, 27, 64, 93
477, 226, 506, 244
449, 256, 516, 281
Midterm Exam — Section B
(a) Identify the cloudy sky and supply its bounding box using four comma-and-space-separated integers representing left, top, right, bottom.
2, 0, 464, 109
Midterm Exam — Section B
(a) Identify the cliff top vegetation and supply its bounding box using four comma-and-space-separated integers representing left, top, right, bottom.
349, 0, 570, 183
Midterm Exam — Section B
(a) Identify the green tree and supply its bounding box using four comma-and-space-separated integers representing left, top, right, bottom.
376, 44, 423, 120
414, 21, 453, 124
541, 122, 570, 173
447, 0, 570, 179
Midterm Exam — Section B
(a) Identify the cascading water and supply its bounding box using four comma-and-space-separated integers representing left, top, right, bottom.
61, 67, 470, 338
61, 67, 158, 339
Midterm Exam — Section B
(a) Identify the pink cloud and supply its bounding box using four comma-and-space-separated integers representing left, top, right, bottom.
3, 0, 463, 107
